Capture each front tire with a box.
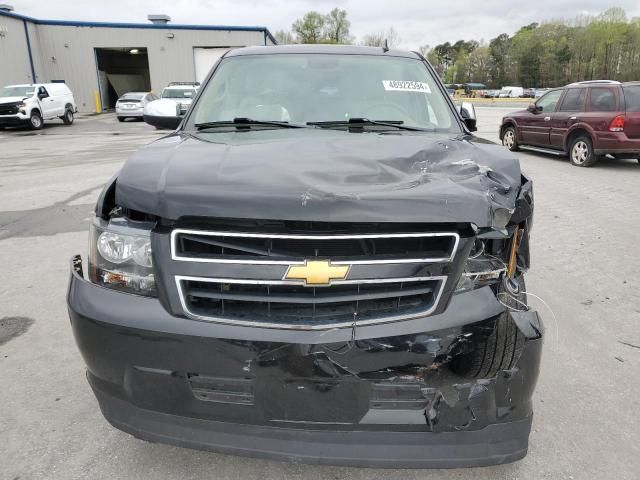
[502,126,519,151]
[117,117,125,122]
[450,276,526,379]
[569,135,597,167]
[29,111,43,130]
[62,108,74,125]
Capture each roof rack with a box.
[168,82,200,87]
[568,80,621,86]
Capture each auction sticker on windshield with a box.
[382,80,431,93]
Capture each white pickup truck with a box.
[0,83,77,129]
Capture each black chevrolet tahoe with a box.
[68,45,542,468]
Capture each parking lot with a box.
[1,108,639,479]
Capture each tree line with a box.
[425,7,640,88]
[277,7,640,88]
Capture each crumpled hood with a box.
[115,129,523,227]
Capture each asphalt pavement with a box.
[1,110,639,479]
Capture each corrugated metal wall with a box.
[25,21,45,83]
[33,26,269,112]
[0,15,35,86]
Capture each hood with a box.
[115,129,523,227]
[0,97,27,104]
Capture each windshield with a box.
[0,86,35,98]
[162,88,195,99]
[188,54,458,132]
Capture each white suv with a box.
[160,82,199,115]
[0,83,77,129]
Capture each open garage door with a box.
[95,47,151,110]
[194,48,229,84]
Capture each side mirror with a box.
[458,102,477,132]
[527,103,537,113]
[38,92,49,100]
[143,99,182,130]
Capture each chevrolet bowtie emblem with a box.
[285,260,350,286]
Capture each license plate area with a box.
[257,378,370,424]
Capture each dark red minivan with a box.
[500,80,640,167]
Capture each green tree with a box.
[467,46,491,84]
[324,8,353,44]
[362,27,399,48]
[274,29,295,45]
[292,11,326,43]
[489,33,512,87]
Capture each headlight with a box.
[89,218,156,296]
[455,240,506,293]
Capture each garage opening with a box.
[94,47,151,110]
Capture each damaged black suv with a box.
[68,45,541,468]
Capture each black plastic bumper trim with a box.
[93,384,531,469]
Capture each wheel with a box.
[569,135,597,167]
[62,108,74,125]
[117,117,125,122]
[502,126,519,151]
[449,276,526,378]
[29,111,43,130]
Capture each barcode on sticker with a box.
[382,80,431,93]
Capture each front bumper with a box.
[0,114,28,126]
[68,257,543,468]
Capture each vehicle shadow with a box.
[519,150,639,171]
[1,119,71,134]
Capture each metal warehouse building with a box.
[0,5,275,112]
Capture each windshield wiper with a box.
[306,118,427,131]
[195,118,309,130]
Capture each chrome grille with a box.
[171,230,459,329]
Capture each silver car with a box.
[116,92,158,122]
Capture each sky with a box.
[8,0,640,49]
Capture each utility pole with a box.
[443,54,452,81]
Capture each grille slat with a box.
[172,230,459,264]
[185,282,434,305]
[179,233,290,257]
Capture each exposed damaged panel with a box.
[94,172,118,220]
[115,132,525,228]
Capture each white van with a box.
[0,83,77,129]
[498,86,524,98]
